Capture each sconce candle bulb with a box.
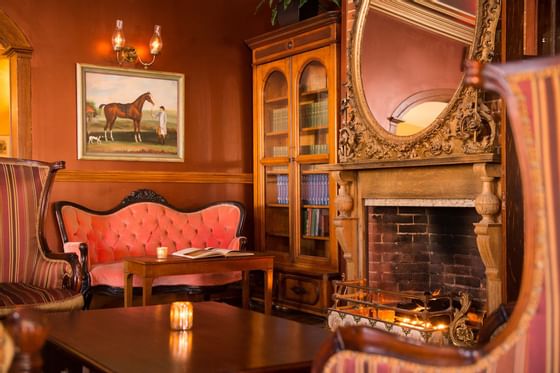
[112,19,125,51]
[111,19,162,69]
[149,25,163,55]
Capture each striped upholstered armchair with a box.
[0,158,83,317]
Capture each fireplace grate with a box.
[327,280,482,346]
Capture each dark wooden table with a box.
[123,254,274,314]
[43,302,329,373]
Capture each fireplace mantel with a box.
[327,158,503,313]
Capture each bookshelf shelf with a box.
[302,235,329,241]
[300,126,328,132]
[267,203,289,208]
[264,96,288,104]
[300,88,328,97]
[266,232,289,238]
[302,204,329,209]
[265,131,289,137]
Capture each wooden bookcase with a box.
[246,12,340,315]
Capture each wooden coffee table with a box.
[123,254,274,314]
[43,302,329,373]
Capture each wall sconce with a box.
[111,19,163,69]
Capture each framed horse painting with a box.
[76,64,185,162]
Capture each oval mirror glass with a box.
[358,0,477,136]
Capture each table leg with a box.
[124,272,133,308]
[264,268,273,315]
[142,277,154,306]
[242,271,250,310]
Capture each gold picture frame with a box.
[76,63,185,162]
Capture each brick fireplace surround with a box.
[329,159,503,314]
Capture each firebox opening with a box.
[367,205,487,312]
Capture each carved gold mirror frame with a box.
[340,0,501,162]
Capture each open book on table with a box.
[172,247,255,259]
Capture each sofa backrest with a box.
[55,192,245,265]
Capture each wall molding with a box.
[57,170,253,184]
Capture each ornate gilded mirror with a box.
[339,0,500,162]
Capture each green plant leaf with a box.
[271,7,278,25]
[331,0,340,6]
[299,0,308,8]
[283,0,291,10]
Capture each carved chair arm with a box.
[62,242,90,293]
[312,326,481,373]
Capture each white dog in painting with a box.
[88,135,102,144]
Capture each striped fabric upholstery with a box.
[0,283,75,306]
[497,57,560,373]
[0,158,83,315]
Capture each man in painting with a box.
[153,105,168,145]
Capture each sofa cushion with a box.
[90,262,242,288]
[0,283,83,317]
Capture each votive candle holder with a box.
[170,301,193,330]
[156,246,168,259]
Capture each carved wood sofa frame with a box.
[54,189,247,307]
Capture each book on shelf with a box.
[301,174,329,205]
[300,99,328,129]
[172,247,255,259]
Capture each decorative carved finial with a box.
[121,189,168,206]
[334,172,354,217]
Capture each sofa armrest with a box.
[227,236,248,251]
[63,242,90,294]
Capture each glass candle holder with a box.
[170,301,193,330]
[156,246,168,259]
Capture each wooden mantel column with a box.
[333,171,359,280]
[473,163,502,314]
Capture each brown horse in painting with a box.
[99,92,155,143]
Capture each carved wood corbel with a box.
[333,170,359,280]
[473,162,502,314]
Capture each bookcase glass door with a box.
[264,71,289,159]
[265,165,290,254]
[299,164,329,258]
[298,61,328,156]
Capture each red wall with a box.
[0,0,271,249]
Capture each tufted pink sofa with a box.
[54,189,247,306]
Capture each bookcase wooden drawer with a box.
[278,273,321,306]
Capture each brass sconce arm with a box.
[111,20,162,69]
